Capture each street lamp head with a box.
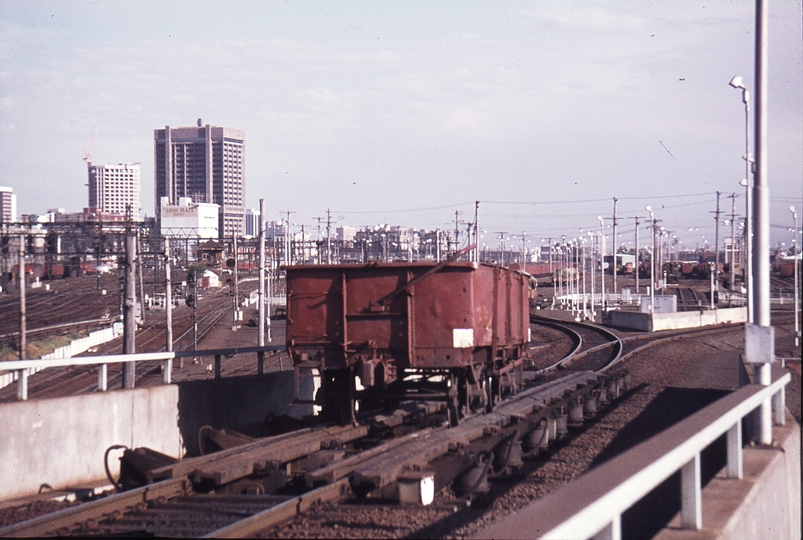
[729,75,744,89]
[740,178,748,187]
[790,206,796,214]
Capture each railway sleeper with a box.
[347,370,629,506]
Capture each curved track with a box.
[529,315,623,373]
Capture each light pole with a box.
[739,179,752,320]
[791,206,799,348]
[646,206,655,313]
[730,76,752,322]
[569,240,575,315]
[581,237,587,318]
[658,226,664,290]
[574,239,580,316]
[597,216,605,311]
[588,231,595,316]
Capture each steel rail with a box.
[203,479,350,538]
[603,322,746,372]
[0,478,191,538]
[0,317,111,341]
[528,317,583,373]
[530,315,623,373]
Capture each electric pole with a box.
[164,237,173,382]
[258,199,266,373]
[629,216,641,294]
[122,231,137,389]
[710,191,722,297]
[18,235,26,361]
[612,197,618,294]
[232,233,239,331]
[497,231,507,266]
[474,201,480,263]
[326,209,332,264]
[282,210,295,266]
[454,210,460,256]
[729,192,737,303]
[312,216,324,263]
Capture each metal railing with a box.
[477,372,790,540]
[0,345,286,401]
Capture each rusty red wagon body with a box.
[285,261,531,423]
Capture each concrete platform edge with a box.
[654,411,801,540]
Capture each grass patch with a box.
[0,332,87,361]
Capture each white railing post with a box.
[16,369,28,401]
[593,515,621,540]
[98,363,107,392]
[681,453,702,529]
[772,388,785,426]
[726,421,743,479]
[163,359,172,384]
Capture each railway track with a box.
[529,315,623,373]
[0,274,120,347]
[676,287,704,310]
[1,312,797,537]
[0,285,253,402]
[0,317,633,537]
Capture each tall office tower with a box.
[87,162,141,219]
[154,120,245,238]
[244,208,260,238]
[0,186,17,223]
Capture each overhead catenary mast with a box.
[612,197,618,294]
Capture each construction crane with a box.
[83,111,103,164]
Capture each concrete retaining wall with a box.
[654,412,800,539]
[0,371,309,502]
[719,417,800,540]
[607,307,747,332]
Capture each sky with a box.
[1,0,801,253]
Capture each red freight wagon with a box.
[778,262,795,277]
[285,261,531,424]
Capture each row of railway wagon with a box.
[285,257,532,426]
[4,259,101,280]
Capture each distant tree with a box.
[187,262,209,283]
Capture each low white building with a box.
[160,197,219,238]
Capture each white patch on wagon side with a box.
[453,328,474,348]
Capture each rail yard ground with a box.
[0,272,799,537]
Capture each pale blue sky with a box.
[1,0,801,250]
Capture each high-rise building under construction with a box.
[154,120,245,238]
[87,162,141,219]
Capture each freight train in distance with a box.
[285,247,533,426]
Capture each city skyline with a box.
[155,121,246,238]
[0,1,800,249]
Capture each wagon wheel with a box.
[500,363,524,397]
[458,372,469,418]
[514,362,524,394]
